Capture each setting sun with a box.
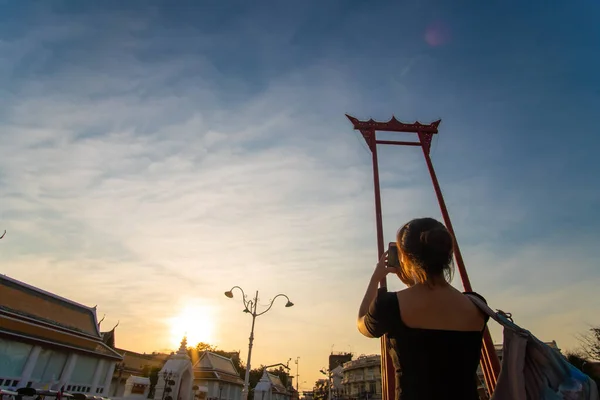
[169,305,216,348]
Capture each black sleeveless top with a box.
[363,288,488,400]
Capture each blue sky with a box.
[1,0,599,389]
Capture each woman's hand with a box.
[372,251,398,282]
[358,251,399,323]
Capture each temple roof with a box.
[0,274,122,360]
[115,349,168,373]
[267,372,287,393]
[193,352,244,386]
[101,329,116,348]
[0,274,100,337]
[193,371,243,385]
[194,351,240,376]
[255,370,289,394]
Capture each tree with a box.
[196,342,216,353]
[578,326,600,361]
[141,365,162,399]
[313,379,328,400]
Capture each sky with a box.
[1,0,599,391]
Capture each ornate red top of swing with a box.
[345,114,441,134]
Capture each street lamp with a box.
[224,286,294,400]
[161,370,174,400]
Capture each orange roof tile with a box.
[0,275,99,336]
[0,314,122,360]
[117,349,167,372]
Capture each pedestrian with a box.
[357,217,488,400]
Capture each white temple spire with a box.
[177,335,188,356]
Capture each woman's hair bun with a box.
[419,227,453,254]
[396,218,455,284]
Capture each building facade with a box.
[0,274,123,395]
[192,351,244,400]
[330,366,344,400]
[123,375,151,399]
[341,355,381,400]
[106,336,168,398]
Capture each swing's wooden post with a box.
[362,127,396,400]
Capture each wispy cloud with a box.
[0,1,599,390]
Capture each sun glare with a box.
[169,305,215,348]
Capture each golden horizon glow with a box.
[169,304,216,348]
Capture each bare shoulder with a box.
[397,285,486,331]
[452,290,488,329]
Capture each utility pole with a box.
[294,357,300,391]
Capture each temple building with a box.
[192,351,244,400]
[107,348,169,397]
[0,274,123,394]
[102,326,169,398]
[154,337,195,400]
[254,370,291,400]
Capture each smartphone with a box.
[387,242,400,268]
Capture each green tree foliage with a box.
[313,379,328,400]
[196,342,216,353]
[141,365,162,399]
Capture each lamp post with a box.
[224,286,294,400]
[294,357,300,392]
[161,370,174,400]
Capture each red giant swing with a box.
[346,114,502,399]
